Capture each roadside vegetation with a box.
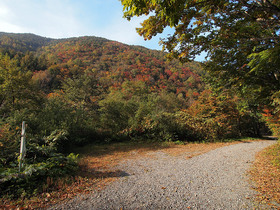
[250,141,280,208]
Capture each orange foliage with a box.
[47,90,64,99]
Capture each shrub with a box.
[0,152,78,198]
[263,91,280,138]
[0,127,79,199]
[0,123,20,167]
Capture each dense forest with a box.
[0,32,271,198]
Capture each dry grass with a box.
[250,141,280,209]
[1,139,262,209]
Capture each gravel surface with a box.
[50,140,276,209]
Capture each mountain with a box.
[0,32,54,53]
[0,32,205,101]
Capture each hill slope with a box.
[35,35,204,99]
[0,32,54,53]
[0,32,205,100]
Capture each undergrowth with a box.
[250,140,280,207]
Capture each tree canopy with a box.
[121,0,280,103]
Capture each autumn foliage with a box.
[262,91,280,138]
[0,33,270,201]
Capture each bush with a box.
[0,123,20,167]
[0,127,79,199]
[263,91,280,138]
[0,152,78,198]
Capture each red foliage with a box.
[37,37,204,99]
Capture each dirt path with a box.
[50,140,276,209]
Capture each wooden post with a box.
[19,121,27,172]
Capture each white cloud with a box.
[0,0,83,38]
[0,6,9,17]
[0,3,25,33]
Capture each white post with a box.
[19,121,27,172]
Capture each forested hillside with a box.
[0,32,267,199]
[0,32,54,53]
[37,36,204,100]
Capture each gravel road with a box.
[50,140,276,209]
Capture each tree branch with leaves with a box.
[121,0,280,104]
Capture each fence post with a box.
[19,121,27,172]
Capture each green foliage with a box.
[0,130,78,199]
[139,111,183,141]
[99,81,150,139]
[121,0,280,107]
[0,152,78,198]
[0,32,53,54]
[0,123,19,167]
[44,129,69,152]
[36,92,73,136]
[99,81,188,141]
[98,80,266,142]
[0,54,32,114]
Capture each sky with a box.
[0,0,205,61]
